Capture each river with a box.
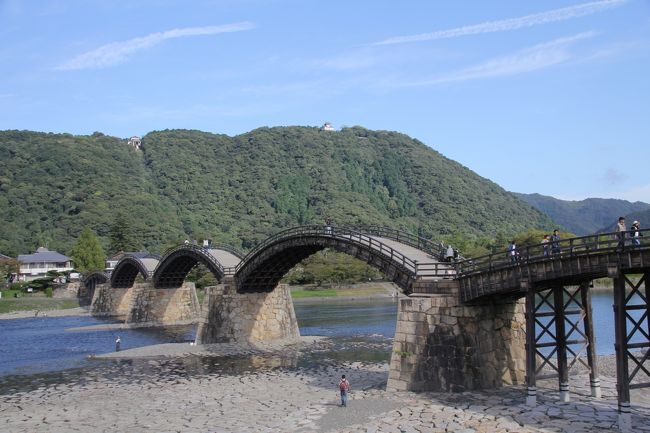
[0,291,633,382]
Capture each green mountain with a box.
[597,208,650,233]
[0,127,552,256]
[513,192,650,235]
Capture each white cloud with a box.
[56,22,255,70]
[371,0,626,46]
[411,32,595,85]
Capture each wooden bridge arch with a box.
[232,225,451,294]
[111,254,157,288]
[81,271,109,303]
[153,245,243,288]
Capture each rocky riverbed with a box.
[1,337,649,433]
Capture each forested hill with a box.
[513,192,650,235]
[0,127,551,256]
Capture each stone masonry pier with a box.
[196,280,299,344]
[91,281,199,324]
[388,288,526,392]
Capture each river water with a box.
[0,291,633,385]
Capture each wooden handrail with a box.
[456,227,650,277]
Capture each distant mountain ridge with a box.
[0,127,553,256]
[597,208,650,233]
[513,192,650,235]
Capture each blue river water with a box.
[0,291,632,379]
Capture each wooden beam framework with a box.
[525,283,599,405]
[613,272,650,431]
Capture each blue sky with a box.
[1,0,649,202]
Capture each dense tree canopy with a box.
[0,127,553,257]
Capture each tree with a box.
[70,227,105,273]
[109,212,138,254]
[0,257,20,282]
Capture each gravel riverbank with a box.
[2,355,649,433]
[0,306,90,320]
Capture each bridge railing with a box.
[345,224,447,259]
[455,227,650,276]
[229,225,449,278]
[160,243,227,276]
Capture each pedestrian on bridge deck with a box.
[508,241,518,264]
[338,374,350,407]
[615,217,627,250]
[541,234,550,257]
[550,230,561,255]
[631,221,642,247]
[445,245,454,262]
[324,217,333,235]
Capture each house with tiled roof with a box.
[17,247,73,281]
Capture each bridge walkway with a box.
[371,236,454,279]
[207,248,241,270]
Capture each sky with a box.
[1,0,649,202]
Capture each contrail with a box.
[371,0,626,46]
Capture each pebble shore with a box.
[2,337,649,433]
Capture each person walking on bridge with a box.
[541,234,550,257]
[445,245,454,262]
[630,220,642,247]
[550,230,561,255]
[615,217,627,250]
[338,374,350,407]
[508,240,518,264]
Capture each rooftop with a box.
[18,247,71,264]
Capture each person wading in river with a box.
[338,374,350,407]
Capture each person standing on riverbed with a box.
[338,374,350,407]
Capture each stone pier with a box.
[196,281,299,344]
[91,283,138,317]
[91,282,200,324]
[387,293,526,392]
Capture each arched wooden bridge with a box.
[84,225,649,428]
[102,225,456,295]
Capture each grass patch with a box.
[196,288,206,306]
[335,285,391,297]
[0,297,80,314]
[290,288,337,298]
[290,283,391,299]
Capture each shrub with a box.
[45,287,53,298]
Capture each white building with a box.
[321,122,335,131]
[128,136,142,150]
[17,247,73,281]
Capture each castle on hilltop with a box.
[128,136,142,150]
